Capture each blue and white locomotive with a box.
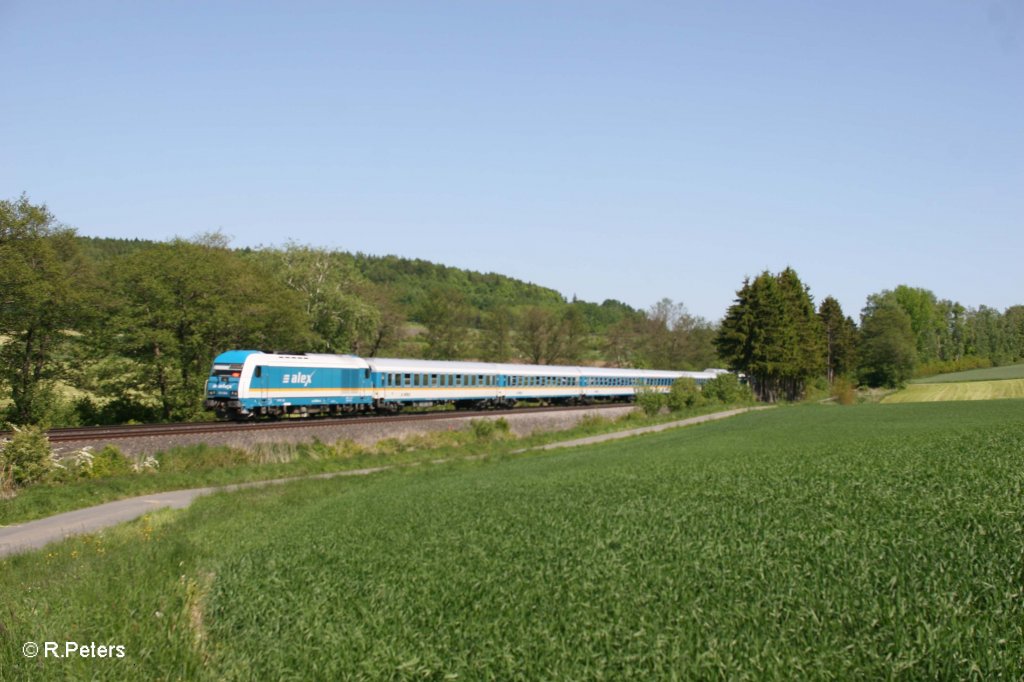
[205,350,720,419]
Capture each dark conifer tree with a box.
[715,268,823,402]
[818,296,858,384]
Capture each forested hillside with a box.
[0,196,718,426]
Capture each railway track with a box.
[2,403,631,445]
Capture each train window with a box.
[254,366,262,378]
[403,373,411,386]
[430,374,437,386]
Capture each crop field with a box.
[3,401,1024,679]
[912,363,1024,384]
[883,378,1024,403]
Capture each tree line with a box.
[714,269,1024,401]
[0,195,717,426]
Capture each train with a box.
[204,350,724,420]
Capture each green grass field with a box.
[883,378,1024,403]
[912,363,1024,384]
[3,402,1024,679]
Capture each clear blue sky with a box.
[2,1,1022,321]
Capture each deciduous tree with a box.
[104,235,310,420]
[0,195,94,424]
[857,302,917,387]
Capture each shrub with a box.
[0,461,15,499]
[832,376,857,406]
[0,424,54,487]
[667,378,704,413]
[913,356,993,379]
[635,385,665,417]
[470,417,512,442]
[701,373,752,405]
[90,445,134,477]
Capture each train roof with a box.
[366,357,716,380]
[367,358,576,376]
[246,352,370,369]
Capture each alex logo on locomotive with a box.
[281,371,316,387]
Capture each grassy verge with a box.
[2,400,1022,678]
[0,404,745,526]
[883,378,1024,403]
